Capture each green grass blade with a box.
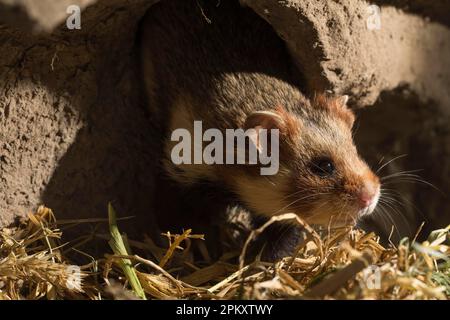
[108,203,146,300]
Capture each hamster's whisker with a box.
[383,174,425,182]
[349,212,357,225]
[383,188,427,221]
[379,190,407,210]
[282,188,334,202]
[263,176,277,187]
[380,169,423,180]
[372,209,389,234]
[275,192,331,215]
[378,193,402,214]
[330,198,350,228]
[280,189,313,202]
[312,199,332,216]
[376,154,408,174]
[381,170,444,195]
[379,196,412,226]
[378,198,412,236]
[376,202,402,240]
[385,177,443,194]
[297,199,332,223]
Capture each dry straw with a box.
[0,206,448,300]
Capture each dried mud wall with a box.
[0,0,449,239]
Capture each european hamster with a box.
[139,0,380,259]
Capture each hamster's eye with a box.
[310,157,335,177]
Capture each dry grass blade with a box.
[159,229,203,268]
[0,206,87,299]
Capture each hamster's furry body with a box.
[140,0,380,260]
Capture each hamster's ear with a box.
[334,95,355,128]
[244,111,284,131]
[336,95,349,108]
[244,108,301,153]
[244,111,283,153]
[314,94,355,128]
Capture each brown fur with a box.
[313,94,355,128]
[140,0,380,257]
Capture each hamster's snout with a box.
[356,180,380,216]
[357,183,379,207]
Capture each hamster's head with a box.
[229,94,380,227]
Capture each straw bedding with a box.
[0,205,448,300]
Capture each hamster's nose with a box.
[358,192,373,208]
[357,184,380,208]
